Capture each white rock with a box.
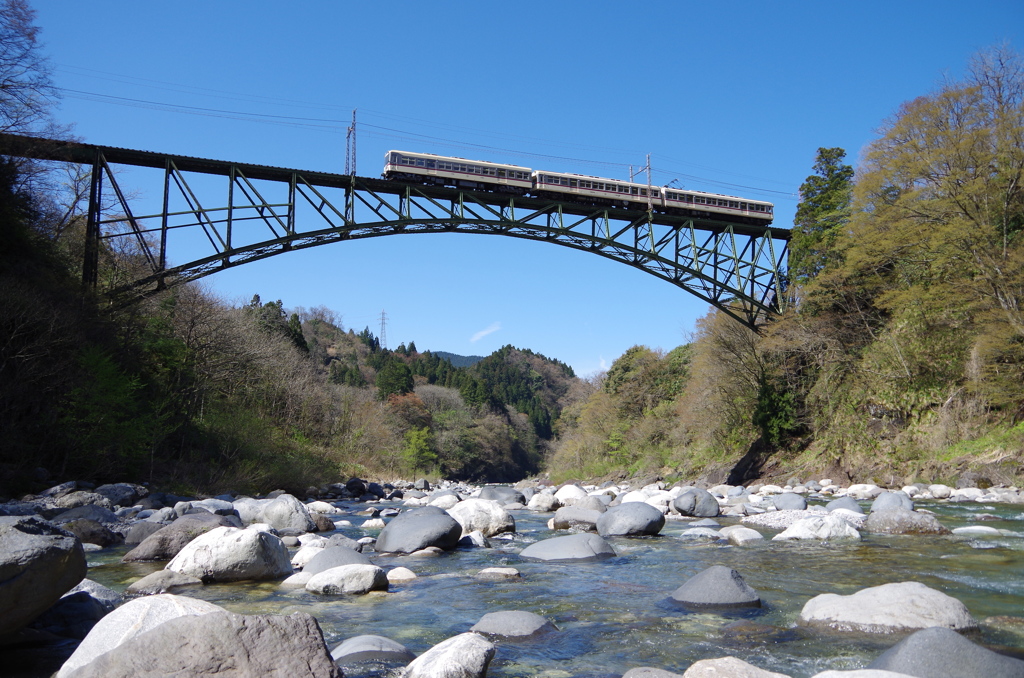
[306,500,341,514]
[830,508,867,529]
[362,518,386,529]
[305,564,388,595]
[57,594,224,677]
[773,514,861,541]
[447,498,515,537]
[799,581,977,633]
[165,526,293,582]
[527,493,560,512]
[261,493,316,532]
[951,525,1001,536]
[721,526,764,545]
[554,485,588,505]
[297,533,328,546]
[847,484,884,500]
[681,656,790,677]
[387,566,417,582]
[291,544,326,569]
[429,494,461,510]
[280,571,313,588]
[404,632,495,678]
[758,484,784,495]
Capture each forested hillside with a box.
[548,48,1024,488]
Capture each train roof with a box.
[385,150,532,172]
[535,169,772,205]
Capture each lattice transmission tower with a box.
[344,109,357,176]
[378,309,388,350]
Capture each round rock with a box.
[469,610,556,638]
[331,634,414,664]
[305,563,388,595]
[669,565,761,609]
[596,502,665,537]
[519,532,616,562]
[673,488,720,517]
[866,626,1024,677]
[798,581,977,633]
[375,508,462,554]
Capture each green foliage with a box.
[790,147,853,283]
[751,376,799,448]
[402,426,437,474]
[376,359,414,400]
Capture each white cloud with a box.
[470,322,501,343]
[599,356,608,370]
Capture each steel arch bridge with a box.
[1,133,790,329]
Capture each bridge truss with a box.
[1,133,790,329]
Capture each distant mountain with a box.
[430,351,484,368]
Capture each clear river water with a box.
[84,496,1024,677]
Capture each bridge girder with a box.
[0,133,790,330]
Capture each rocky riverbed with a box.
[2,476,1024,677]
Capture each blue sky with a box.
[34,1,1022,376]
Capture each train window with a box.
[652,189,660,197]
[569,179,577,187]
[729,201,738,208]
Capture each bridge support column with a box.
[82,150,102,290]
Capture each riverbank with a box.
[3,476,1024,677]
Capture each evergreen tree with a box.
[790,147,854,283]
[376,360,414,400]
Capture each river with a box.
[84,496,1024,677]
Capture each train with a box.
[383,150,774,224]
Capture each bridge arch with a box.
[0,133,789,329]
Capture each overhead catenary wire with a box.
[55,84,796,200]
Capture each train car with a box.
[383,151,774,224]
[383,150,533,193]
[534,170,774,223]
[662,187,774,223]
[532,170,661,208]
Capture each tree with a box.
[402,426,437,474]
[376,359,413,400]
[0,0,57,135]
[790,148,854,283]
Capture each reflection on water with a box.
[85,498,1024,677]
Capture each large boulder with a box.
[519,532,616,562]
[527,492,560,512]
[826,496,864,514]
[447,498,516,537]
[0,515,87,636]
[54,491,112,510]
[61,518,122,547]
[673,488,721,517]
[404,632,495,678]
[551,506,602,531]
[331,634,415,664]
[866,626,1024,678]
[305,564,388,595]
[375,508,462,553]
[553,484,589,505]
[125,570,203,596]
[871,491,914,513]
[596,502,665,537]
[122,512,237,562]
[51,504,120,525]
[798,581,977,633]
[303,545,373,574]
[56,593,225,677]
[669,565,761,609]
[469,610,557,638]
[29,578,121,640]
[165,526,293,582]
[261,493,317,532]
[862,508,950,535]
[122,521,165,545]
[772,513,861,541]
[93,483,147,507]
[478,486,526,505]
[63,610,341,678]
[772,493,808,511]
[682,657,790,677]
